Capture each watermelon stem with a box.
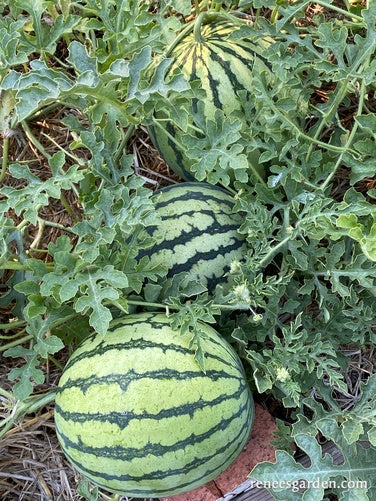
[0,320,28,333]
[258,234,292,269]
[1,136,9,183]
[0,334,33,353]
[314,0,363,23]
[320,76,367,191]
[193,12,205,42]
[163,20,196,59]
[193,11,225,42]
[127,299,253,312]
[0,388,57,438]
[256,78,359,157]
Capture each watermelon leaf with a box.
[0,158,84,225]
[168,294,221,371]
[252,387,376,500]
[250,431,375,500]
[183,109,249,185]
[77,480,99,501]
[4,348,45,401]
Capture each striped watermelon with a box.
[137,182,247,292]
[149,18,270,180]
[54,312,254,497]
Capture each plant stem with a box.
[1,135,10,183]
[114,124,135,164]
[41,131,86,166]
[42,218,76,233]
[22,121,80,220]
[0,334,33,352]
[0,389,58,438]
[0,388,14,400]
[127,299,254,312]
[256,78,358,156]
[128,299,173,310]
[194,11,205,43]
[0,321,27,334]
[0,259,54,271]
[0,260,31,270]
[320,76,367,191]
[48,354,64,371]
[163,20,196,58]
[258,235,293,268]
[305,77,351,163]
[22,120,50,158]
[270,5,279,24]
[315,0,364,23]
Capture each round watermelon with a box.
[137,182,247,292]
[148,18,270,181]
[54,312,254,497]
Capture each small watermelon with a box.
[149,18,270,181]
[137,182,247,292]
[54,312,254,497]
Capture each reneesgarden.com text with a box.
[250,478,368,493]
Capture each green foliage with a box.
[1,0,376,498]
[168,292,221,370]
[251,376,376,500]
[182,108,250,185]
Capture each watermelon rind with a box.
[54,312,254,497]
[136,182,248,293]
[148,18,271,181]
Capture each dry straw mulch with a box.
[0,117,175,501]
[1,6,376,499]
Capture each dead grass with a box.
[0,347,77,501]
[0,113,174,501]
[1,5,376,499]
[332,347,376,411]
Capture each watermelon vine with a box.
[1,1,376,500]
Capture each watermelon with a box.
[54,312,254,497]
[148,17,270,181]
[137,182,247,292]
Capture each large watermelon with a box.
[54,312,254,497]
[148,17,270,181]
[136,182,247,292]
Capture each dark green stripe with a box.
[193,44,211,113]
[56,375,245,432]
[209,33,272,71]
[143,224,244,266]
[155,181,232,194]
[200,22,233,41]
[164,122,195,179]
[59,366,240,394]
[200,44,226,110]
[166,239,246,289]
[175,43,201,116]
[64,336,239,375]
[64,336,184,372]
[142,212,241,243]
[154,184,235,208]
[62,319,166,370]
[56,397,251,484]
[175,40,197,69]
[61,423,250,496]
[207,45,252,97]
